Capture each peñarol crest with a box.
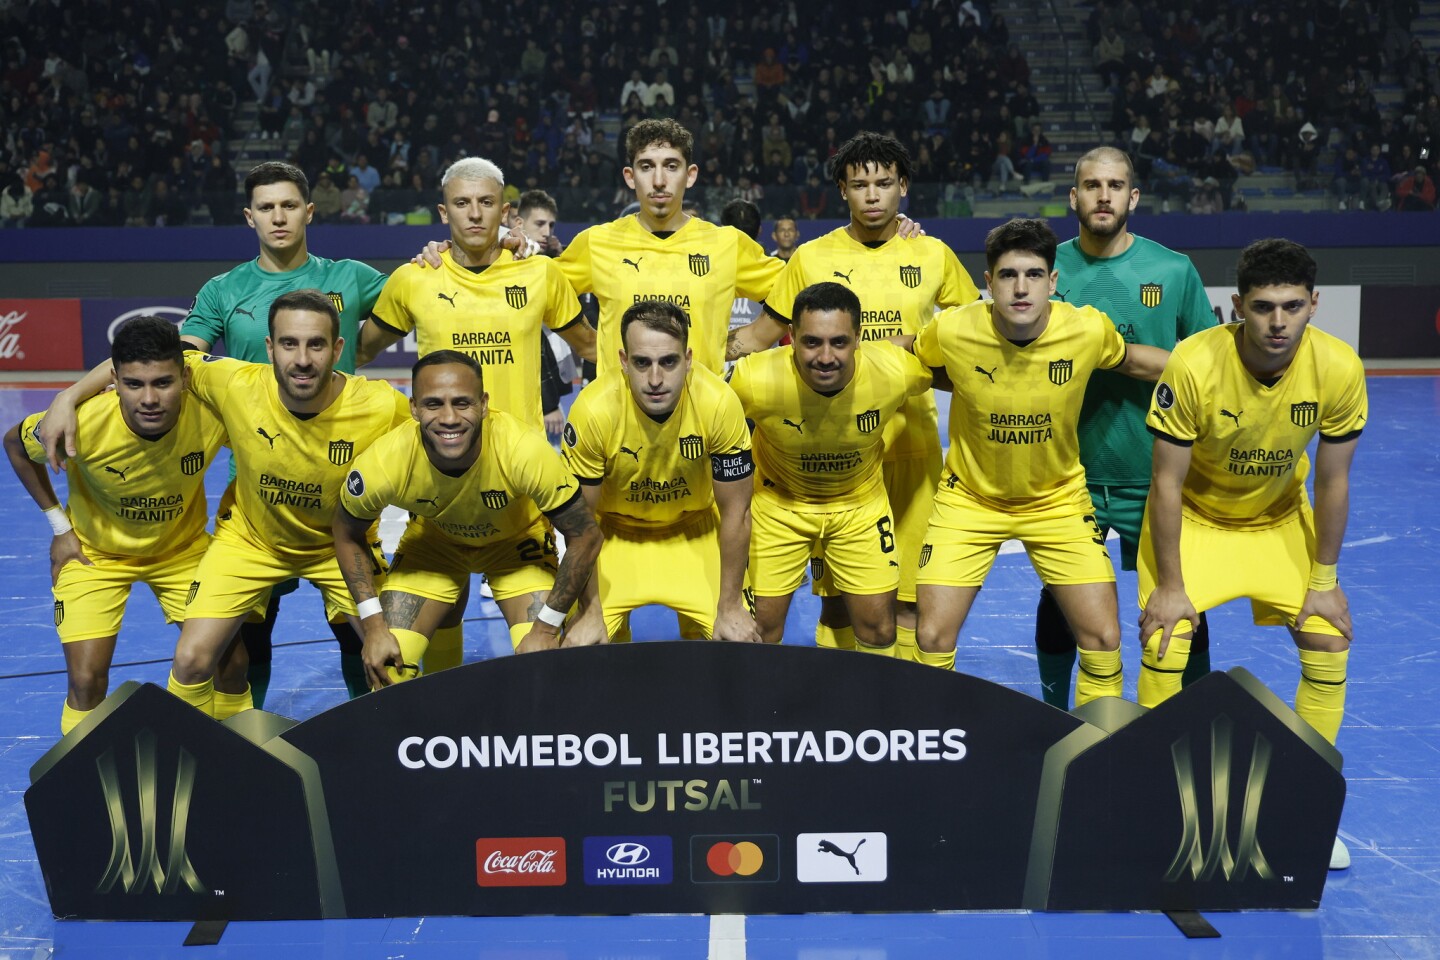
[1139,283,1163,308]
[1048,359,1073,386]
[505,285,527,310]
[1291,401,1318,427]
[328,440,354,466]
[899,264,922,289]
[688,253,711,277]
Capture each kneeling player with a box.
[564,300,759,642]
[912,219,1167,706]
[334,351,604,688]
[4,317,227,733]
[728,282,933,651]
[1137,239,1366,868]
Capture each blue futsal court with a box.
[0,374,1436,959]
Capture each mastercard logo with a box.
[706,841,764,877]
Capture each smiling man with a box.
[334,351,605,687]
[562,300,758,643]
[910,219,1168,706]
[1137,238,1366,869]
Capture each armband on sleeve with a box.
[712,449,754,482]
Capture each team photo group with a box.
[9,119,1366,863]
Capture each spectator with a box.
[67,178,103,225]
[1394,165,1436,212]
[1188,175,1225,214]
[339,174,370,224]
[1360,143,1392,211]
[367,87,398,135]
[797,173,828,218]
[349,154,381,194]
[1009,82,1041,138]
[1294,122,1322,188]
[1017,124,1053,182]
[991,130,1021,193]
[1331,146,1363,209]
[311,171,342,222]
[1212,104,1246,157]
[1095,26,1126,88]
[143,178,187,227]
[1,176,32,227]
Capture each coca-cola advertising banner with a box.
[27,646,1343,920]
[0,299,83,371]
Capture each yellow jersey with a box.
[729,340,932,508]
[341,410,580,544]
[22,395,227,560]
[370,248,582,431]
[563,364,752,533]
[185,352,411,558]
[1146,323,1367,529]
[915,300,1128,512]
[763,228,979,460]
[556,215,783,377]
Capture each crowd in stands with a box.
[2,0,1437,228]
[1099,0,1439,212]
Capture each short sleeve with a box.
[183,350,244,408]
[1319,349,1368,441]
[707,379,752,456]
[734,231,785,302]
[340,440,399,521]
[390,386,412,427]
[542,261,584,330]
[1176,261,1217,339]
[1147,350,1200,443]
[937,245,980,308]
[512,427,583,514]
[371,265,417,335]
[1096,314,1129,369]
[913,309,947,369]
[726,355,754,412]
[561,383,610,482]
[761,251,807,324]
[19,412,45,463]
[354,260,389,315]
[180,279,225,346]
[871,340,933,397]
[556,227,593,294]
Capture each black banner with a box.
[27,646,1343,919]
[1358,286,1440,358]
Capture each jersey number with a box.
[1081,514,1106,547]
[876,517,895,554]
[517,532,558,562]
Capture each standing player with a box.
[1033,146,1218,709]
[509,189,564,257]
[1137,239,1365,868]
[40,160,390,707]
[3,318,227,734]
[770,217,800,261]
[729,282,933,652]
[334,351,605,687]
[727,132,980,661]
[563,301,758,643]
[911,220,1168,706]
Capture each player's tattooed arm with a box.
[726,307,789,361]
[516,495,605,651]
[333,505,405,687]
[561,485,609,646]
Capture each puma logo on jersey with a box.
[832,270,853,284]
[415,496,440,507]
[622,257,644,271]
[817,838,865,875]
[945,472,959,488]
[619,445,642,462]
[1221,408,1243,427]
[104,465,129,481]
[975,365,996,383]
[233,306,255,320]
[781,418,804,432]
[556,479,574,491]
[257,427,280,448]
[437,291,459,307]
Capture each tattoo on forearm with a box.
[342,547,377,601]
[551,498,597,540]
[381,591,427,629]
[725,328,742,361]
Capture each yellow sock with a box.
[425,624,464,673]
[1137,631,1193,708]
[509,621,532,651]
[385,628,430,684]
[894,624,919,662]
[167,672,214,716]
[60,701,90,735]
[1295,647,1348,744]
[611,620,633,644]
[212,685,253,720]
[855,638,896,657]
[1075,648,1123,705]
[913,645,955,671]
[815,623,856,650]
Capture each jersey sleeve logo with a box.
[679,434,705,460]
[329,439,355,465]
[346,469,365,497]
[688,253,711,277]
[1155,382,1176,409]
[1139,283,1163,308]
[505,285,528,310]
[563,422,578,447]
[1290,401,1318,427]
[180,451,205,476]
[855,409,881,434]
[899,264,922,289]
[1048,359,1073,386]
[481,489,510,510]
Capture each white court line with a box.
[708,913,746,960]
[1343,534,1394,548]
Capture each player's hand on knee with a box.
[1297,584,1352,643]
[712,602,762,643]
[362,629,406,689]
[412,239,452,268]
[560,613,607,648]
[1139,585,1197,659]
[517,621,563,653]
[49,530,92,585]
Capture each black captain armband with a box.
[712,449,754,482]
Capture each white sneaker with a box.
[1330,836,1351,870]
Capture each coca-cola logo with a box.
[475,837,567,887]
[0,311,27,360]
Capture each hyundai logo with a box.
[605,842,651,866]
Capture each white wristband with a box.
[536,604,566,627]
[356,597,383,620]
[44,505,72,536]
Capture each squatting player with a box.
[911,219,1167,706]
[1137,238,1365,869]
[728,132,979,660]
[4,318,227,734]
[334,351,605,687]
[563,300,758,643]
[1032,145,1217,709]
[729,282,933,652]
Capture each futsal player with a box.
[727,132,980,660]
[334,351,605,687]
[1137,238,1366,868]
[3,317,227,734]
[910,219,1168,706]
[563,300,758,643]
[729,282,933,652]
[1032,145,1218,709]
